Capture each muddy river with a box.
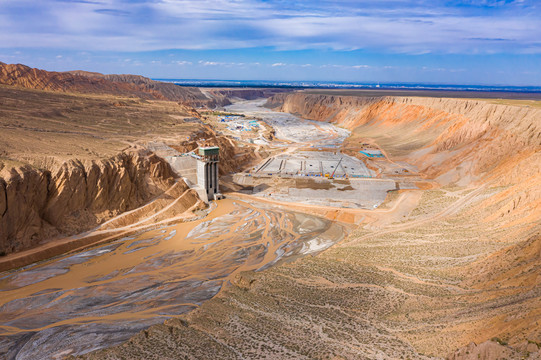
[0,199,346,359]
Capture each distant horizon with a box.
[154,78,541,92]
[3,59,541,90]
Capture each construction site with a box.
[253,151,374,178]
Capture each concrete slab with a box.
[283,159,302,175]
[304,160,321,176]
[263,158,282,174]
[253,151,374,178]
[261,178,397,209]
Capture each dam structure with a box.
[197,146,221,201]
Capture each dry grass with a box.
[0,85,206,169]
[473,98,541,109]
[301,89,541,101]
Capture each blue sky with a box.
[0,0,540,85]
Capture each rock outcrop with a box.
[0,149,188,255]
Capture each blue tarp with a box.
[359,150,384,158]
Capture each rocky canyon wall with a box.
[0,149,191,256]
[268,92,541,242]
[267,93,541,187]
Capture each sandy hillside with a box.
[0,83,213,250]
[0,78,267,270]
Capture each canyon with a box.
[79,93,539,359]
[0,65,540,359]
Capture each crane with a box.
[330,157,343,179]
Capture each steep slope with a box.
[0,149,189,256]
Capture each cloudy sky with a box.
[1,0,540,85]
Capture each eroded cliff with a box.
[0,149,193,255]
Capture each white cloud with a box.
[271,63,286,67]
[197,60,249,67]
[199,61,222,66]
[0,0,539,54]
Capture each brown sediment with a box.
[0,187,203,273]
[0,198,346,357]
[228,190,422,226]
[0,199,235,309]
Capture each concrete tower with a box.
[197,146,220,201]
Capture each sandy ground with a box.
[301,88,541,101]
[0,85,206,169]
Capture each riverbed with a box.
[0,199,346,359]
